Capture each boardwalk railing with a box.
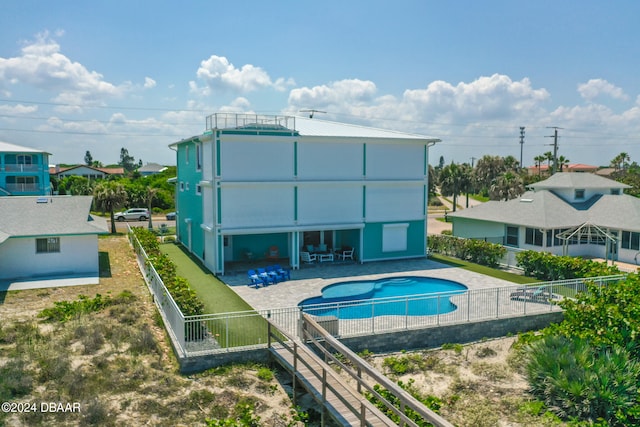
[129,229,626,356]
[299,314,455,427]
[268,317,398,426]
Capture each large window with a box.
[17,154,33,165]
[36,237,60,253]
[622,231,640,250]
[525,227,543,246]
[505,226,518,246]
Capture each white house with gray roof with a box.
[448,173,640,265]
[171,113,440,274]
[0,196,108,287]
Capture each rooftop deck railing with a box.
[205,113,296,131]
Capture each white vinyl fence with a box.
[129,230,625,357]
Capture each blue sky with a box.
[1,0,639,167]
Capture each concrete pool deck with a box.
[223,257,520,311]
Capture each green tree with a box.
[119,148,137,174]
[611,152,631,172]
[489,171,524,201]
[439,162,463,211]
[557,155,570,172]
[84,150,93,166]
[94,181,128,234]
[533,155,546,177]
[59,176,93,195]
[146,187,158,230]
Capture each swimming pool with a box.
[299,276,468,319]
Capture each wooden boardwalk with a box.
[270,342,396,426]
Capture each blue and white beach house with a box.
[171,113,440,274]
[0,141,51,196]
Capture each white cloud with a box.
[577,78,628,101]
[0,31,135,112]
[287,74,550,131]
[193,55,294,94]
[0,103,38,115]
[144,77,156,89]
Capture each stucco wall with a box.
[0,234,99,280]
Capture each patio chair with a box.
[247,269,265,288]
[265,265,282,283]
[273,264,291,280]
[257,267,276,285]
[337,248,354,261]
[300,251,317,264]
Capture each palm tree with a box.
[489,171,525,201]
[611,152,631,172]
[534,155,546,177]
[94,181,128,234]
[439,162,462,211]
[474,155,505,195]
[146,187,158,230]
[557,155,570,172]
[544,151,554,170]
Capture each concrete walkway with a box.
[224,257,518,312]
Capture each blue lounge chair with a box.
[247,269,264,288]
[273,264,290,281]
[257,267,276,285]
[266,265,281,283]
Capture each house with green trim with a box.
[170,113,440,274]
[0,195,108,286]
[0,141,51,196]
[448,173,640,265]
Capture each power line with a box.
[0,98,206,113]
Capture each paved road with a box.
[108,216,176,232]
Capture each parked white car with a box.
[114,208,149,221]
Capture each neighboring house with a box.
[0,141,51,196]
[51,165,125,180]
[448,173,640,265]
[170,113,440,274]
[527,163,599,175]
[0,196,108,283]
[137,162,167,176]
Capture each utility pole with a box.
[545,127,562,175]
[470,157,476,168]
[519,127,525,170]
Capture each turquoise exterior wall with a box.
[362,220,426,261]
[175,140,204,260]
[232,233,289,261]
[0,151,50,196]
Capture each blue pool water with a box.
[299,276,467,319]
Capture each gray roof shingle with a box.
[0,196,108,244]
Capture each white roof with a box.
[528,172,630,191]
[293,116,440,142]
[172,115,441,146]
[0,141,50,154]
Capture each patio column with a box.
[291,231,300,270]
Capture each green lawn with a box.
[429,254,539,285]
[159,243,272,347]
[159,243,253,313]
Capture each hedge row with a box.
[428,234,506,268]
[515,250,621,281]
[131,227,205,316]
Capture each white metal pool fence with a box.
[129,231,625,357]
